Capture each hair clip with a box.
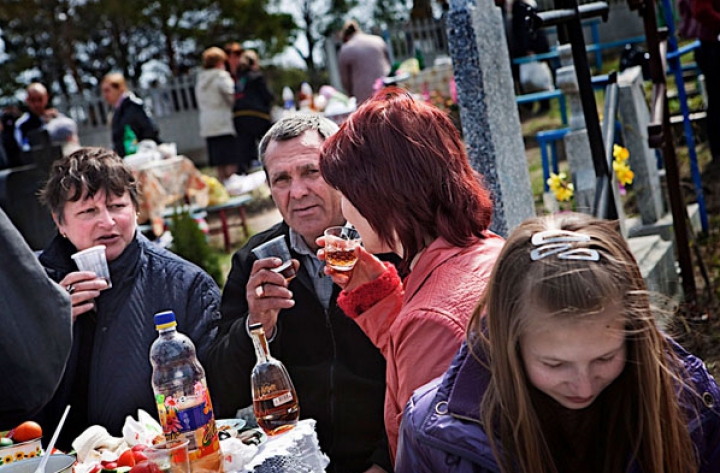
[531,230,591,246]
[530,243,572,261]
[557,248,600,261]
[530,230,600,262]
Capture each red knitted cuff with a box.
[338,262,400,318]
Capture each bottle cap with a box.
[249,322,263,332]
[154,310,177,330]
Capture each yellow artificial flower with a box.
[547,172,574,201]
[613,144,630,162]
[613,160,635,186]
[547,172,564,191]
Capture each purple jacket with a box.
[397,339,720,473]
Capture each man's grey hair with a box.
[258,114,339,164]
[47,116,78,143]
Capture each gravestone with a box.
[617,66,664,224]
[447,0,535,237]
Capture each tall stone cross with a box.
[447,0,535,236]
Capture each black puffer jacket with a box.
[37,232,220,449]
[206,222,393,473]
[111,94,160,156]
[233,70,274,117]
[0,209,72,430]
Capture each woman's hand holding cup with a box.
[317,232,386,292]
[59,271,109,321]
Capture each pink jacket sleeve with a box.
[337,262,404,357]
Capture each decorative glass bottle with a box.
[250,323,300,436]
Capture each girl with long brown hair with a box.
[397,212,720,473]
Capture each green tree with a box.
[0,0,89,98]
[0,0,297,102]
[208,0,296,59]
[292,0,358,86]
[373,0,411,27]
[170,210,224,286]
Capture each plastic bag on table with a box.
[201,175,230,207]
[519,60,554,93]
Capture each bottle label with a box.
[272,391,294,407]
[156,381,221,462]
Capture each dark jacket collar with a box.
[40,231,143,285]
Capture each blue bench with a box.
[516,90,568,125]
[536,128,571,192]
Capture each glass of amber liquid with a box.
[251,235,297,281]
[250,323,300,436]
[324,226,362,272]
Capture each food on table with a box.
[9,421,43,442]
[128,461,163,473]
[117,450,136,468]
[0,421,44,465]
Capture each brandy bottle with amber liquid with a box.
[250,323,300,436]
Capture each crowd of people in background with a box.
[0,1,556,173]
[194,42,274,190]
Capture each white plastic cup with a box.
[71,245,112,289]
[145,439,190,473]
[252,235,296,280]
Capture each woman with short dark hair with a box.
[36,147,220,449]
[318,88,504,462]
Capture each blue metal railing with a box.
[659,0,708,233]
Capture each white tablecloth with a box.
[238,419,328,473]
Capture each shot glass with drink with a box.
[324,226,362,272]
[251,235,297,281]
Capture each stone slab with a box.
[625,203,702,241]
[628,234,679,300]
[618,66,664,224]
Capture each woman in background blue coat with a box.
[35,147,219,450]
[397,213,720,473]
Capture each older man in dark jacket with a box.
[206,115,395,473]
